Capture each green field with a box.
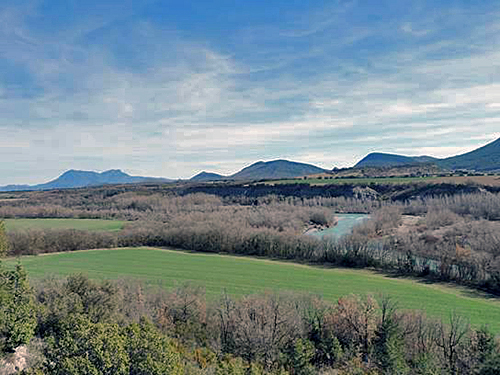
[6,247,500,332]
[267,176,439,185]
[3,218,125,232]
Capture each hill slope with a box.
[0,169,171,191]
[439,138,500,171]
[230,160,327,180]
[355,138,500,172]
[190,171,224,181]
[355,153,438,167]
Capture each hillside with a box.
[355,137,500,172]
[190,171,224,181]
[355,153,438,167]
[0,169,172,191]
[439,137,500,172]
[308,163,444,179]
[230,160,327,180]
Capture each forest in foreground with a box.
[0,265,499,375]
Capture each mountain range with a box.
[0,170,172,192]
[1,137,499,191]
[356,137,500,172]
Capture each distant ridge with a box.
[355,153,437,168]
[0,169,172,192]
[230,160,326,180]
[190,171,224,182]
[189,160,327,182]
[355,137,500,172]
[439,137,500,171]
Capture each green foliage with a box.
[65,274,120,323]
[288,339,315,375]
[373,300,409,374]
[479,353,500,375]
[125,317,183,375]
[303,303,343,367]
[44,314,129,375]
[475,326,497,363]
[0,220,8,257]
[0,263,37,352]
[473,326,500,375]
[216,355,246,375]
[410,353,440,375]
[40,311,184,374]
[36,274,120,339]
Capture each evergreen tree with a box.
[44,314,129,375]
[0,263,37,352]
[0,220,8,258]
[125,317,183,375]
[374,298,409,375]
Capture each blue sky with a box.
[1,0,500,184]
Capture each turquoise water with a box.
[309,213,369,239]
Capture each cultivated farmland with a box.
[7,247,500,333]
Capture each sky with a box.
[1,0,500,184]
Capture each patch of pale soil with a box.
[396,215,422,235]
[0,346,28,375]
[302,216,338,235]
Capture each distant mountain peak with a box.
[230,159,327,180]
[190,171,224,181]
[101,169,128,176]
[355,137,500,172]
[0,169,172,192]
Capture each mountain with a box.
[230,160,327,180]
[355,137,500,172]
[355,153,438,168]
[439,138,500,172]
[190,171,224,181]
[0,169,172,192]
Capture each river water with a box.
[308,213,369,239]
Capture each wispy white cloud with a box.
[1,1,500,183]
[401,22,432,37]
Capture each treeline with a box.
[177,181,500,200]
[2,190,500,293]
[2,187,500,220]
[2,270,499,374]
[5,217,500,295]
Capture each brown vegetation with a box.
[22,275,500,374]
[2,188,500,294]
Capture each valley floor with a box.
[7,246,500,333]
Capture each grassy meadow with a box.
[267,176,439,185]
[7,247,500,333]
[267,175,500,186]
[3,218,125,232]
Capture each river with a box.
[308,213,369,239]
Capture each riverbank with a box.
[303,216,338,235]
[306,213,370,239]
